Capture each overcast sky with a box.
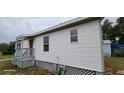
[0,17,117,43]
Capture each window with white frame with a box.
[70,29,78,42]
[43,36,49,51]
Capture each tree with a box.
[113,17,124,43]
[0,41,15,55]
[0,43,9,54]
[102,19,113,41]
[102,18,124,44]
[8,42,15,55]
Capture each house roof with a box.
[17,17,103,40]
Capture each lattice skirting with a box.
[64,66,96,75]
[35,60,97,75]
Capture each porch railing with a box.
[15,48,35,59]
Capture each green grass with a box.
[0,55,12,60]
[104,57,124,74]
[0,55,52,75]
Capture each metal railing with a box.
[15,48,35,59]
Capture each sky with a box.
[0,17,117,43]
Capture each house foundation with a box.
[35,60,103,75]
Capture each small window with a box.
[70,29,78,42]
[43,36,49,51]
[17,42,21,49]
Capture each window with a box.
[17,42,21,49]
[70,29,78,42]
[43,36,49,51]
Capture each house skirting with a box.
[16,59,35,68]
[35,60,57,73]
[35,60,103,75]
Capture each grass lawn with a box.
[104,57,124,74]
[0,60,52,75]
[1,55,124,75]
[0,55,12,60]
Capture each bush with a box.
[0,42,15,55]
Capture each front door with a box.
[28,39,34,56]
[29,39,33,49]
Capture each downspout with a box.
[56,56,65,75]
[21,37,24,68]
[21,38,23,57]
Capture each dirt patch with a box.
[104,57,124,75]
[0,61,53,75]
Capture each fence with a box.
[111,44,124,57]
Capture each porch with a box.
[12,48,35,68]
[15,48,35,59]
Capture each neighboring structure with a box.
[102,40,111,57]
[12,17,104,75]
[111,44,124,57]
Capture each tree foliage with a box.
[0,43,9,54]
[0,41,15,55]
[102,19,113,40]
[102,17,124,44]
[8,42,15,54]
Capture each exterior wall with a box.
[15,40,29,49]
[15,40,30,57]
[33,20,104,72]
[23,40,29,48]
[103,44,111,57]
[15,41,22,49]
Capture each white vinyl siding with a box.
[23,40,29,48]
[33,20,103,72]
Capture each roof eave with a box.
[33,17,103,37]
[17,17,103,40]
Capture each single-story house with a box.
[13,17,104,75]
